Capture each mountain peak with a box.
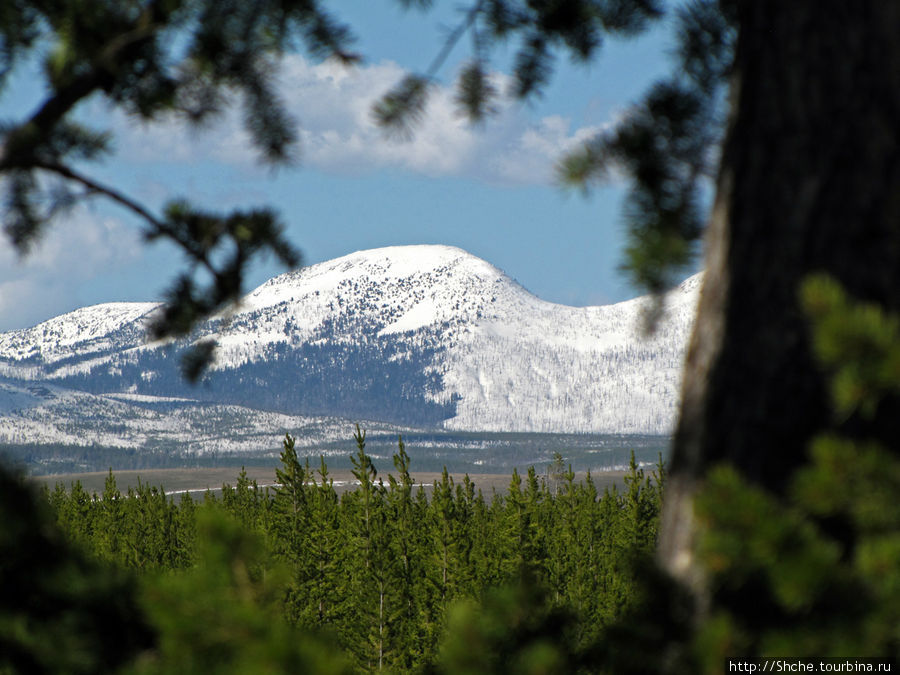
[1,245,699,440]
[326,244,483,271]
[238,244,510,320]
[0,302,159,363]
[253,244,498,289]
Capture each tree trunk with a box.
[659,1,900,593]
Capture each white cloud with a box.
[112,56,612,186]
[0,211,142,331]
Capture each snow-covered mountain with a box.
[0,245,699,453]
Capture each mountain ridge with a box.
[0,245,699,451]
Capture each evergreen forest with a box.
[6,429,662,673]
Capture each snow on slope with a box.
[439,273,698,433]
[210,245,517,368]
[0,377,406,454]
[0,302,159,365]
[0,245,701,440]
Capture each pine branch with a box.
[0,14,164,173]
[373,0,485,134]
[30,160,165,232]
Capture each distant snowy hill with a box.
[0,245,699,454]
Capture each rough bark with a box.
[659,1,900,590]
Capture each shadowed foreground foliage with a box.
[0,468,153,674]
[592,278,900,673]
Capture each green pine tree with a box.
[341,425,396,670]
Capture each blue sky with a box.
[0,3,682,332]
